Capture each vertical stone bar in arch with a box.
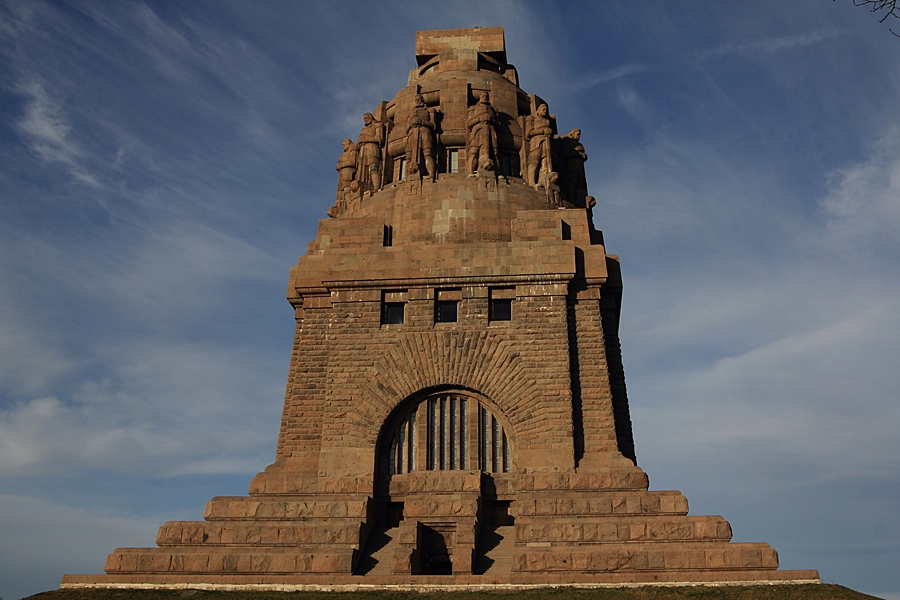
[415,401,428,472]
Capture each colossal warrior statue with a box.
[336,138,358,190]
[65,27,818,591]
[329,139,359,218]
[356,112,384,192]
[561,128,588,207]
[526,102,554,187]
[466,91,499,176]
[405,94,437,182]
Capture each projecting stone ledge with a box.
[62,570,820,592]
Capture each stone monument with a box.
[62,27,819,591]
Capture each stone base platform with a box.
[61,570,820,592]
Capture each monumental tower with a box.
[63,28,818,590]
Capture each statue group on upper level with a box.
[328,86,591,218]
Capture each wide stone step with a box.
[105,546,354,574]
[515,490,689,517]
[514,515,732,544]
[512,542,779,573]
[517,471,650,492]
[156,520,363,546]
[203,496,369,520]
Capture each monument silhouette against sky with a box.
[63,27,819,590]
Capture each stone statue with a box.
[541,169,562,206]
[405,94,436,182]
[526,102,554,187]
[466,91,498,177]
[328,139,359,218]
[336,139,358,191]
[477,154,497,192]
[356,112,384,192]
[561,128,588,206]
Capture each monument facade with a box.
[63,27,819,590]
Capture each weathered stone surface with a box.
[64,26,817,589]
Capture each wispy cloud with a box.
[16,80,101,187]
[572,63,650,91]
[634,290,900,473]
[696,27,844,61]
[0,494,161,599]
[0,339,282,479]
[819,127,900,248]
[615,82,652,123]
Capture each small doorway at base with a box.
[419,524,453,575]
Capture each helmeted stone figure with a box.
[467,91,498,176]
[405,94,437,182]
[561,128,588,206]
[329,139,359,218]
[356,112,384,192]
[336,139,358,189]
[65,27,819,591]
[526,102,554,187]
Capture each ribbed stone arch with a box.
[353,330,546,448]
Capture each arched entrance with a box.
[363,389,516,575]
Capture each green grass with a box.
[24,585,882,600]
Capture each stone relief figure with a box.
[561,128,588,206]
[405,94,437,182]
[356,112,385,192]
[526,103,554,187]
[477,154,497,192]
[541,170,562,206]
[466,91,499,177]
[328,139,359,218]
[336,139,358,192]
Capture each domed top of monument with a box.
[327,27,593,246]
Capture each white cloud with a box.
[629,264,900,489]
[0,314,74,396]
[696,27,844,61]
[0,339,282,478]
[615,83,652,123]
[573,63,650,91]
[16,80,101,187]
[820,128,900,247]
[0,494,160,600]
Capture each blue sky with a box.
[1,1,898,598]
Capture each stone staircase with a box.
[354,527,399,576]
[474,525,514,575]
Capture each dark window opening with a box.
[382,302,405,325]
[436,300,458,323]
[448,149,459,174]
[383,224,393,247]
[490,298,512,321]
[561,220,572,240]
